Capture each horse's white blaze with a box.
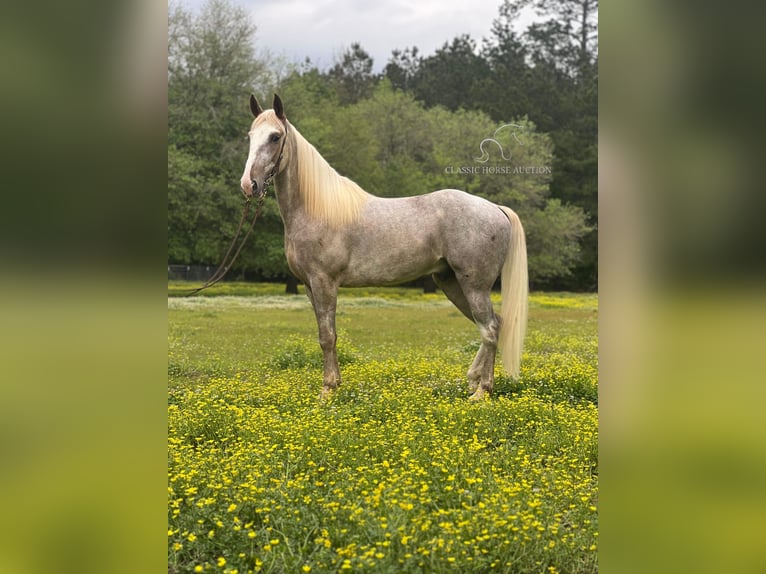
[240,115,286,197]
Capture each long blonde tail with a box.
[497,206,528,378]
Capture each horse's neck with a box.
[273,138,306,230]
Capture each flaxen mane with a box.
[291,126,371,227]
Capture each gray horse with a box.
[240,95,528,400]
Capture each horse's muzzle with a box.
[252,179,268,199]
[240,172,268,199]
[240,177,260,199]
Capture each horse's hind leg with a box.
[461,286,501,400]
[305,277,341,399]
[434,270,499,399]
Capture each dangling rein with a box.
[183,192,266,296]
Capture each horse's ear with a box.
[273,93,285,120]
[250,94,263,118]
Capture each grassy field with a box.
[168,283,598,573]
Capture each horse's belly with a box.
[342,245,446,287]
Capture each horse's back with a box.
[377,188,511,252]
[368,188,506,225]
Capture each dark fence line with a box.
[168,264,217,282]
[168,265,297,288]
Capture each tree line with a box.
[168,0,597,291]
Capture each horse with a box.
[240,94,528,400]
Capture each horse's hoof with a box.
[468,389,490,402]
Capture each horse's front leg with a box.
[305,279,340,399]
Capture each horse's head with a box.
[240,93,288,198]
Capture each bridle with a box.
[184,119,289,296]
[258,118,289,197]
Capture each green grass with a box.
[168,284,598,573]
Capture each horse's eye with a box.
[270,133,281,143]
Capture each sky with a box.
[178,0,537,72]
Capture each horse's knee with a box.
[318,330,336,352]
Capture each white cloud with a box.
[179,0,537,71]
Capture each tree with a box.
[352,82,435,198]
[168,144,241,265]
[168,0,266,165]
[168,0,294,286]
[383,47,420,92]
[518,0,598,77]
[524,199,591,285]
[483,0,598,289]
[168,145,206,264]
[410,35,490,112]
[477,1,531,122]
[328,43,376,105]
